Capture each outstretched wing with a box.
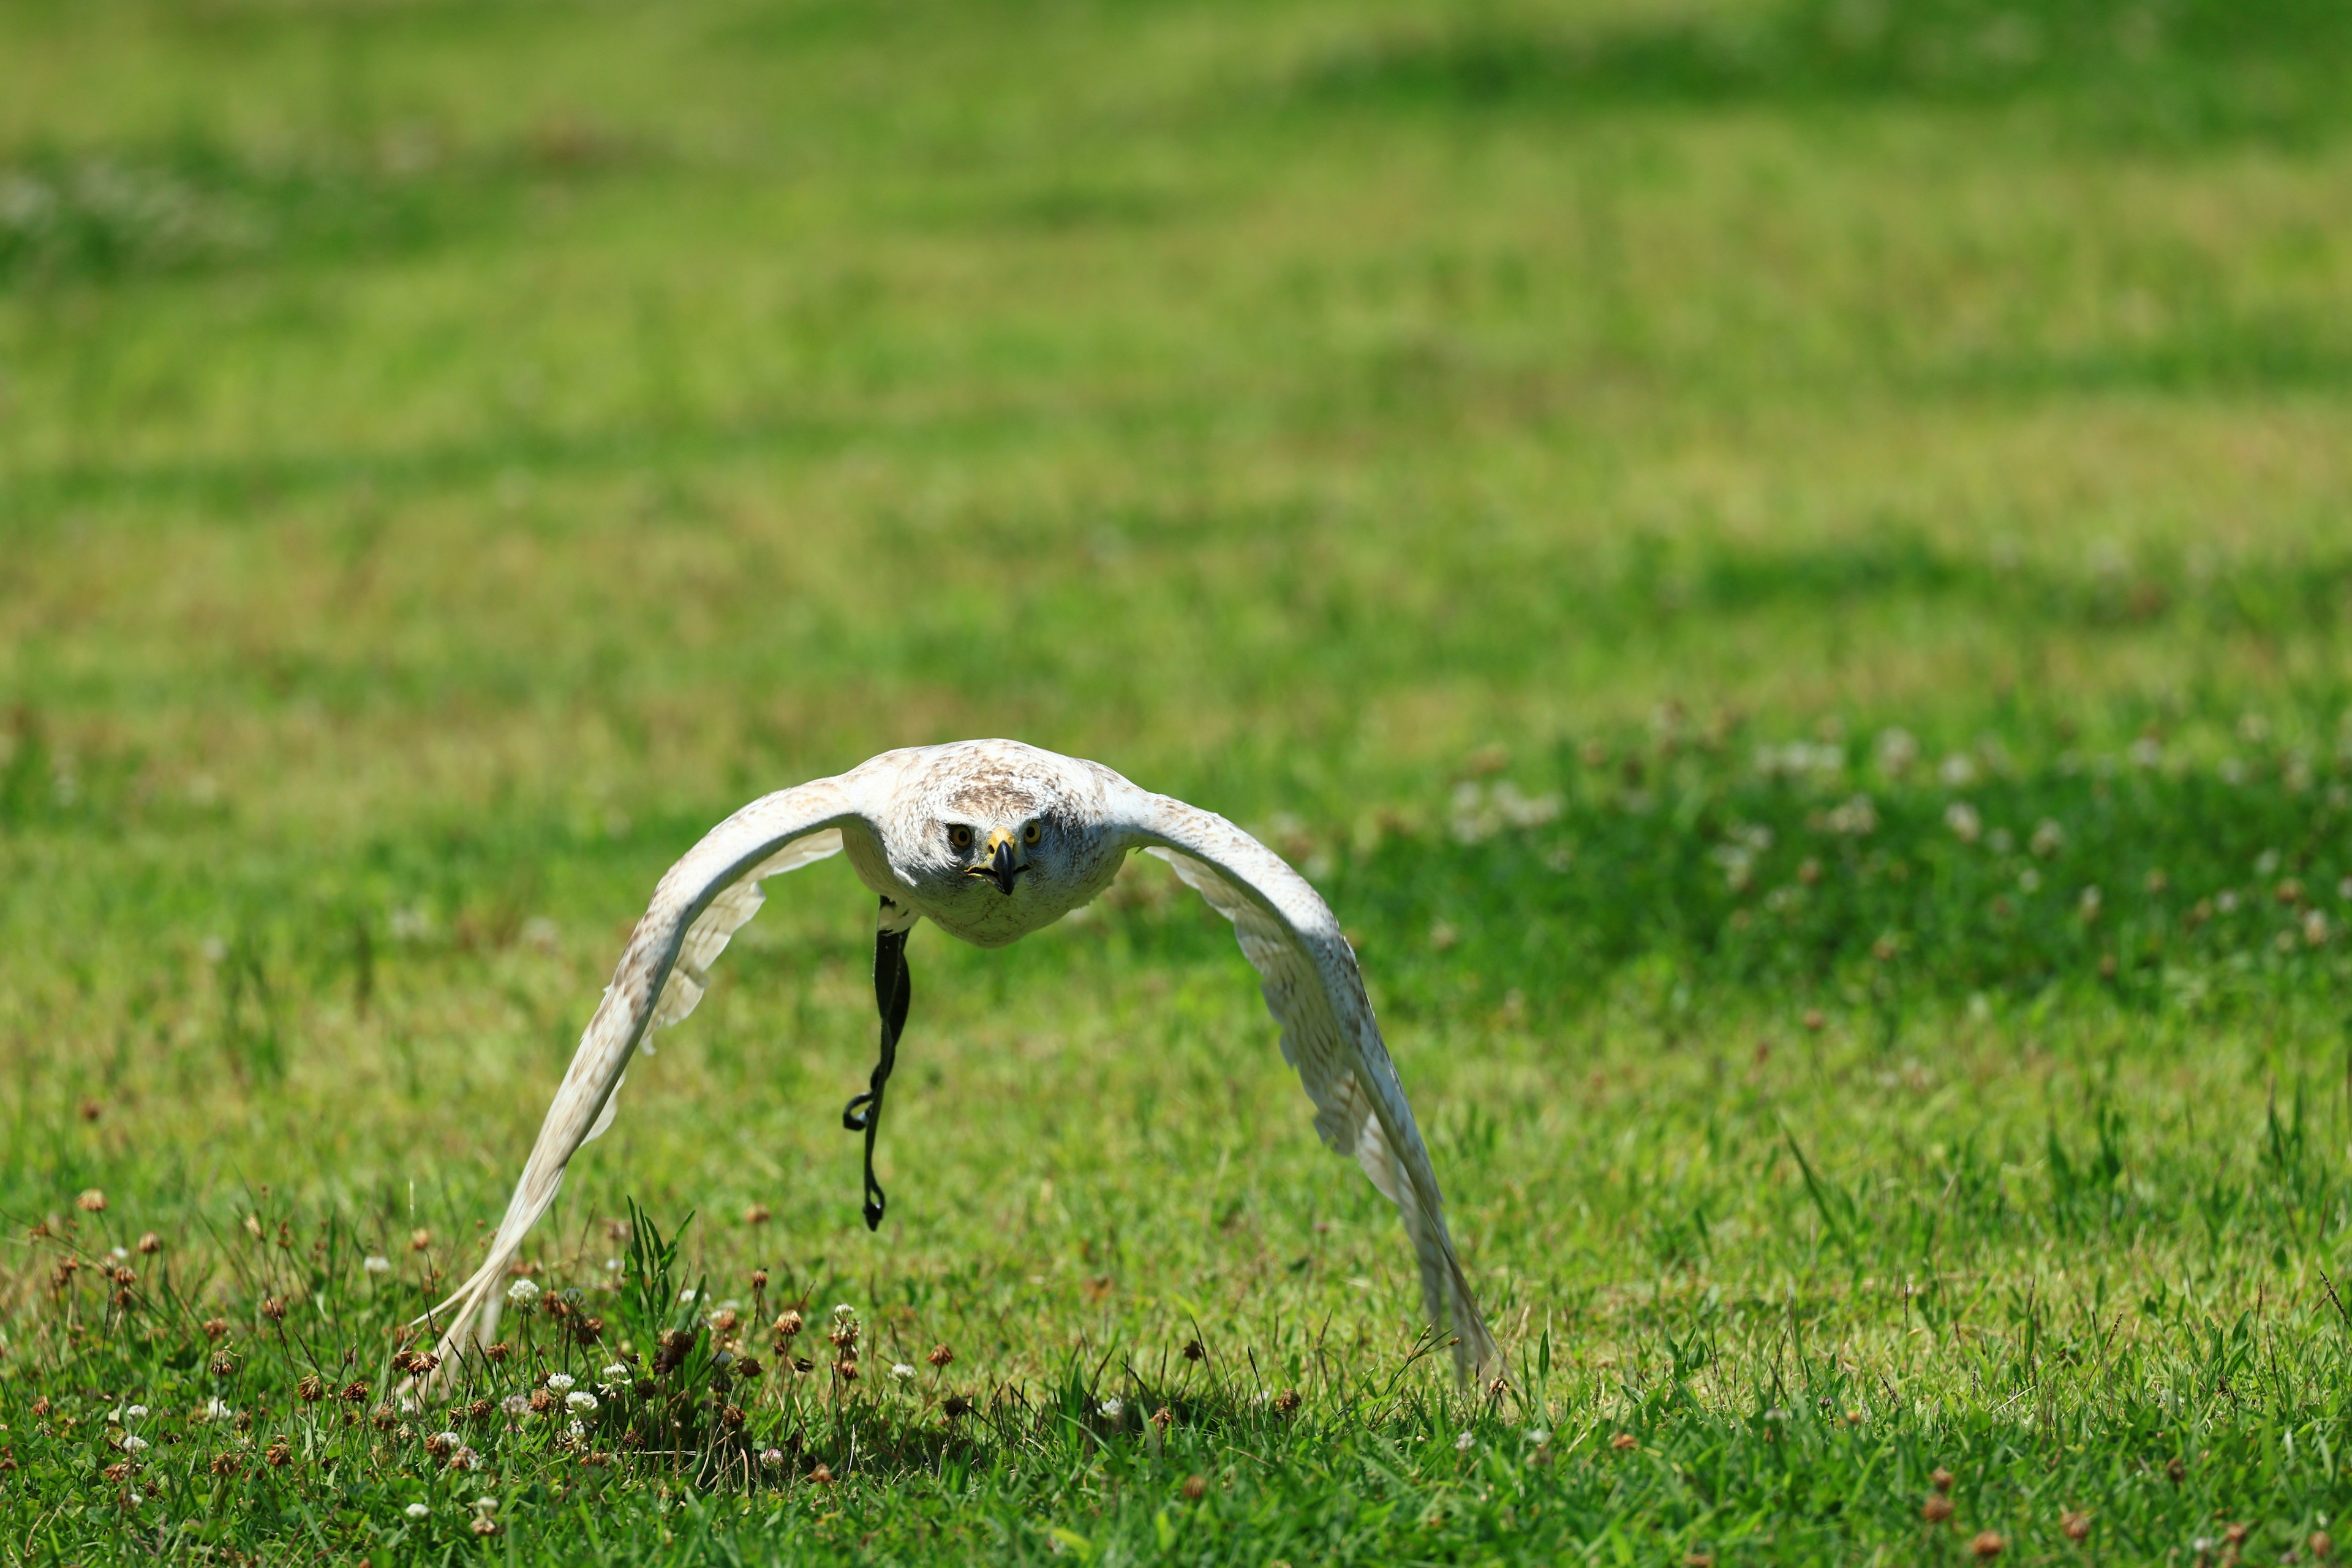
[415,776,869,1384]
[1118,793,1498,1383]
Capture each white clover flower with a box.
[501,1394,531,1417]
[405,1502,431,1520]
[568,1419,586,1438]
[435,1429,462,1448]
[1525,1427,1551,1446]
[760,1447,786,1468]
[1943,801,1981,844]
[1098,1397,1123,1419]
[1754,738,1847,784]
[122,1434,150,1453]
[832,1302,856,1319]
[1824,794,1877,836]
[678,1287,698,1303]
[2029,819,2065,858]
[891,1363,916,1380]
[506,1278,541,1310]
[545,1373,575,1392]
[1447,783,1494,844]
[199,1398,233,1423]
[566,1391,597,1414]
[126,1404,148,1419]
[600,1363,629,1380]
[363,1255,391,1275]
[1493,782,1562,829]
[1455,1431,1476,1452]
[450,1445,481,1471]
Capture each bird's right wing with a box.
[415,775,870,1385]
[1116,791,1498,1384]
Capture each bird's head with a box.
[888,770,1072,903]
[941,815,1046,897]
[873,742,1130,943]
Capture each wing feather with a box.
[1129,799,1497,1382]
[413,787,862,1387]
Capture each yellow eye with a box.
[1023,821,1042,846]
[948,824,974,851]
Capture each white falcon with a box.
[420,739,1498,1382]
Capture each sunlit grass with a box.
[10,731,2352,1560]
[4,0,2351,1559]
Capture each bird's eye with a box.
[1023,821,1042,846]
[948,824,974,851]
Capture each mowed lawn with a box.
[4,0,2352,1561]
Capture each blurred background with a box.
[9,15,2352,1553]
[5,0,2347,824]
[1,0,2348,1250]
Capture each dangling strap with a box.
[842,900,911,1230]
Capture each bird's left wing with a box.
[415,776,870,1385]
[1117,792,1498,1384]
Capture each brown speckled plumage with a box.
[413,740,1496,1390]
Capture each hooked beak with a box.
[968,829,1026,895]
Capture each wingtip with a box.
[400,1262,508,1403]
[1444,1281,1503,1389]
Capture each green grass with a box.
[4,0,2352,1560]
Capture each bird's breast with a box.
[841,824,1128,949]
[839,822,1102,949]
[918,888,1060,948]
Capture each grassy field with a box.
[4,0,2352,1561]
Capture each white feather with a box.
[1137,807,1497,1382]
[413,792,859,1379]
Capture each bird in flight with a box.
[419,739,1497,1384]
